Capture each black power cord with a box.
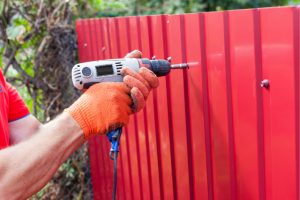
[112,152,118,200]
[108,128,122,200]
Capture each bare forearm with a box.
[0,113,85,200]
[9,115,41,145]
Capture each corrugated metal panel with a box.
[76,6,300,200]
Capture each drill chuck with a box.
[140,59,171,77]
[149,60,171,77]
[140,58,188,76]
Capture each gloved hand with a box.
[122,67,159,112]
[65,50,159,138]
[65,83,132,138]
[123,50,159,112]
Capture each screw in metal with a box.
[260,79,270,88]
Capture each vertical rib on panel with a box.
[294,7,300,200]
[260,7,297,200]
[227,9,261,200]
[139,16,155,200]
[143,80,162,200]
[223,12,237,200]
[151,15,175,200]
[253,9,266,200]
[184,13,209,200]
[180,14,195,199]
[127,16,143,200]
[199,13,214,200]
[165,14,191,200]
[119,128,132,200]
[76,20,88,62]
[108,18,119,58]
[95,19,105,59]
[101,19,111,59]
[204,12,233,200]
[135,16,152,200]
[137,17,163,200]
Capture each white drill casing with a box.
[72,58,140,90]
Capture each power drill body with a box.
[72,58,173,90]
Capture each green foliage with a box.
[2,7,43,117]
[0,45,4,67]
[6,15,31,40]
[69,0,299,17]
[71,0,128,18]
[123,0,300,15]
[6,25,25,40]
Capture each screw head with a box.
[261,79,270,88]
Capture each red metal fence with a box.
[76,6,299,200]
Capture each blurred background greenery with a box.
[0,0,299,199]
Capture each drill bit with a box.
[170,63,189,69]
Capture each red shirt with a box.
[0,69,30,149]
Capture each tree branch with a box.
[11,58,33,83]
[3,48,18,74]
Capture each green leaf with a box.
[0,1,4,14]
[6,25,26,40]
[14,17,31,32]
[88,0,103,9]
[291,0,300,4]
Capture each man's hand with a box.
[122,67,159,112]
[65,83,132,138]
[123,50,159,112]
[65,50,159,138]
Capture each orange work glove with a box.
[65,83,132,138]
[122,67,159,112]
[123,50,159,112]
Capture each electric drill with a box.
[71,57,188,200]
[71,58,188,90]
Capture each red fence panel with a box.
[228,9,261,200]
[76,6,300,200]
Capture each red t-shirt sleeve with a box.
[6,83,30,122]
